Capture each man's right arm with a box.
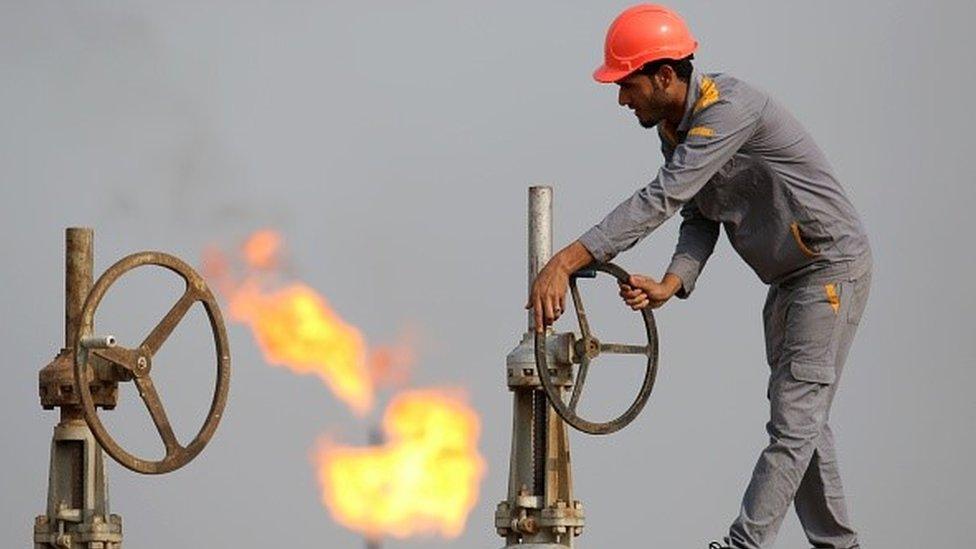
[666,200,720,298]
[526,240,594,331]
[577,96,759,264]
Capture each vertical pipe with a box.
[64,228,93,423]
[365,424,383,549]
[528,187,552,503]
[527,186,552,330]
[65,227,93,350]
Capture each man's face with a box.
[616,71,672,129]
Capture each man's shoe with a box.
[708,538,731,549]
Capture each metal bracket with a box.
[506,331,576,389]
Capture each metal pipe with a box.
[365,423,383,549]
[65,227,93,349]
[80,335,116,349]
[528,187,552,500]
[527,186,552,330]
[63,227,94,423]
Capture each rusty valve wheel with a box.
[535,262,659,435]
[74,252,231,474]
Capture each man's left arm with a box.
[667,200,721,299]
[621,200,721,310]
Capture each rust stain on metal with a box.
[74,251,231,475]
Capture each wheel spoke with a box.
[599,343,649,355]
[569,279,592,339]
[568,358,589,411]
[92,346,139,372]
[140,287,199,356]
[533,261,660,436]
[134,376,182,456]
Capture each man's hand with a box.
[618,273,683,310]
[526,241,594,332]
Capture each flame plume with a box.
[315,389,486,540]
[228,281,374,415]
[204,230,374,415]
[203,230,486,543]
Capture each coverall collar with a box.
[676,68,701,133]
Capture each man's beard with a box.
[636,110,662,129]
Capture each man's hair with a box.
[638,55,694,82]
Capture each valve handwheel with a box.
[74,251,231,474]
[534,262,659,435]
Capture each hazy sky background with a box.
[2,2,974,547]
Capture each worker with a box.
[526,4,872,548]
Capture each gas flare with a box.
[203,230,486,542]
[240,228,281,270]
[227,280,374,415]
[202,231,374,415]
[314,389,486,541]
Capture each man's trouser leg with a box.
[728,267,871,548]
[794,423,857,548]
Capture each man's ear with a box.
[657,65,675,89]
[647,67,671,92]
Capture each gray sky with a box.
[2,1,974,547]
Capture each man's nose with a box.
[618,88,627,107]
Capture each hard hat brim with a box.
[593,63,633,84]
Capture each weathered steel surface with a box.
[73,251,231,475]
[527,186,552,331]
[39,350,119,411]
[505,331,574,389]
[499,187,582,548]
[39,228,119,411]
[34,420,122,549]
[535,262,659,435]
[65,228,92,350]
[36,228,122,549]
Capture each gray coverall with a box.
[578,69,872,549]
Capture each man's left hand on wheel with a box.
[618,273,682,310]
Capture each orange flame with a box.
[314,389,486,540]
[241,229,281,270]
[228,281,374,415]
[203,230,486,541]
[203,231,375,415]
[367,328,416,390]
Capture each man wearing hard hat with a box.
[528,4,871,548]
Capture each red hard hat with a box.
[593,4,698,83]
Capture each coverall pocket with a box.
[790,221,821,259]
[789,360,836,385]
[779,283,843,366]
